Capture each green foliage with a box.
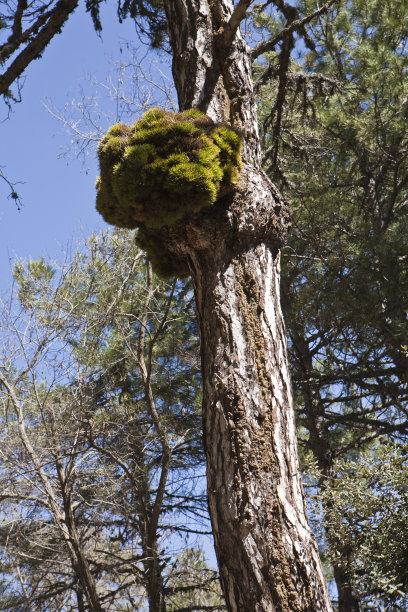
[278,0,408,416]
[0,229,215,610]
[12,258,55,310]
[257,0,408,606]
[307,442,408,608]
[166,549,225,611]
[96,108,242,276]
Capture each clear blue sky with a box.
[0,3,156,293]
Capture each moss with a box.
[135,107,167,129]
[96,108,242,274]
[165,162,218,203]
[96,108,242,228]
[211,126,242,187]
[183,108,204,120]
[105,123,131,138]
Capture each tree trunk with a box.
[160,3,333,608]
[170,173,331,610]
[57,465,103,612]
[144,541,167,612]
[197,239,331,609]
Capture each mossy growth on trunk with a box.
[95,108,242,276]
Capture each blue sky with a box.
[0,3,155,294]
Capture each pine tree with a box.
[0,230,213,611]
[257,0,408,607]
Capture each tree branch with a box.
[0,0,79,98]
[251,0,337,59]
[222,0,254,46]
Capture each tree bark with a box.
[195,233,330,611]
[161,2,333,608]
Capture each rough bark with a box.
[160,2,333,608]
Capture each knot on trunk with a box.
[95,109,290,277]
[138,167,291,278]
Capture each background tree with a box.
[0,230,222,612]
[166,549,225,612]
[310,441,408,610]
[256,0,408,608]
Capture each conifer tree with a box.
[257,0,408,607]
[0,230,217,611]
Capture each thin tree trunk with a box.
[62,487,104,612]
[75,585,86,612]
[144,541,167,612]
[136,261,171,612]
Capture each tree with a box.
[166,549,225,612]
[0,0,166,105]
[94,1,336,609]
[255,0,408,608]
[309,440,408,610]
[0,230,220,611]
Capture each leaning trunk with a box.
[159,0,333,608]
[173,170,331,610]
[196,235,331,608]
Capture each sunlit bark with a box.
[161,1,333,609]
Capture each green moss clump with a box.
[95,108,242,231]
